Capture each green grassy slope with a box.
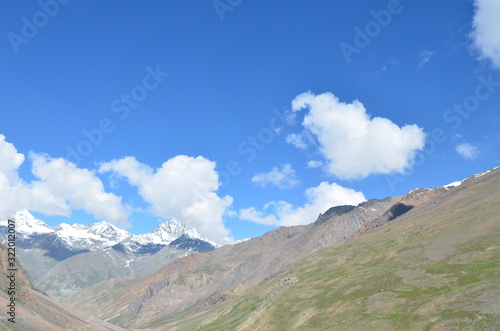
[172,175,500,331]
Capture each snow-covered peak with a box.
[153,219,202,239]
[53,222,100,242]
[444,181,463,189]
[52,221,131,250]
[132,219,202,245]
[85,220,130,241]
[9,209,54,235]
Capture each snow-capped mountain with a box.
[113,219,215,255]
[9,209,54,235]
[0,210,214,254]
[132,219,204,245]
[0,210,216,301]
[52,221,131,250]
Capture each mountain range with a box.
[0,211,215,301]
[0,166,498,330]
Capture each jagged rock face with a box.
[0,244,34,304]
[314,205,356,225]
[385,203,414,222]
[112,241,167,255]
[170,234,215,253]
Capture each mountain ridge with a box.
[6,210,209,249]
[65,166,500,330]
[0,211,216,301]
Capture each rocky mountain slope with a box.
[0,243,126,331]
[0,213,215,301]
[176,167,500,331]
[65,167,500,330]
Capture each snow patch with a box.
[444,181,463,189]
[234,238,251,244]
[474,169,492,178]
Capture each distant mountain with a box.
[65,167,500,330]
[0,211,215,301]
[8,209,54,235]
[170,234,215,253]
[114,219,215,255]
[1,210,212,256]
[132,218,206,245]
[52,220,130,250]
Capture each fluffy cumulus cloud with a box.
[251,164,301,189]
[99,155,233,244]
[455,143,479,160]
[0,135,24,184]
[471,0,500,69]
[30,154,130,226]
[239,182,366,226]
[288,92,426,180]
[0,134,130,225]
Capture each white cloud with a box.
[455,143,479,160]
[471,0,500,69]
[290,92,426,180]
[417,50,434,68]
[30,153,130,226]
[251,164,301,189]
[307,160,322,169]
[239,182,366,226]
[99,155,233,244]
[0,135,24,184]
[0,135,62,218]
[285,132,309,149]
[0,134,130,225]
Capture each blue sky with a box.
[1,0,499,244]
